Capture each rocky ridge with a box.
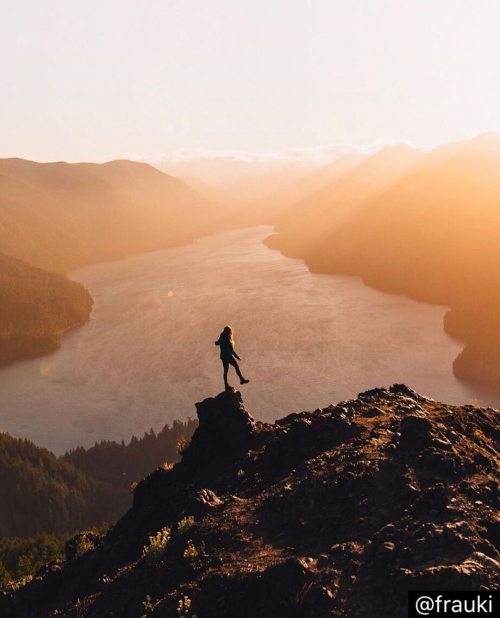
[1,385,498,617]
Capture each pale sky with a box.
[2,0,500,162]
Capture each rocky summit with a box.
[1,386,499,617]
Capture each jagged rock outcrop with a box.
[1,385,498,617]
[182,389,257,464]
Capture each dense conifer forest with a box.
[0,252,92,366]
[0,419,196,583]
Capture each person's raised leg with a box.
[229,357,249,384]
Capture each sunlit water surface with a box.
[0,226,493,453]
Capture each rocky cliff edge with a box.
[2,385,499,617]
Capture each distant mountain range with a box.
[2,140,500,383]
[0,158,218,273]
[0,158,221,365]
[267,134,500,388]
[266,144,424,257]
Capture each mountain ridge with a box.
[266,134,500,388]
[0,157,218,273]
[3,385,498,617]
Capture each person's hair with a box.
[223,325,234,343]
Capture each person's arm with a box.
[232,348,241,360]
[215,337,221,346]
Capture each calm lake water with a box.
[0,226,490,453]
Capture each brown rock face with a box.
[182,389,257,465]
[2,385,498,617]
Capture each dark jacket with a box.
[215,333,240,361]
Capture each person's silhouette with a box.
[215,325,250,390]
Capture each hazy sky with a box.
[2,0,500,161]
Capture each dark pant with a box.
[222,357,243,385]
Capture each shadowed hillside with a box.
[63,419,198,491]
[268,135,500,388]
[0,534,69,586]
[0,420,196,541]
[0,158,219,273]
[0,252,92,366]
[0,432,127,539]
[3,387,498,617]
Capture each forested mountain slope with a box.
[0,432,126,538]
[0,158,218,273]
[0,419,196,540]
[0,252,92,366]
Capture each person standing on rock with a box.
[215,326,250,390]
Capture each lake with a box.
[0,226,489,453]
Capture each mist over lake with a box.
[0,226,490,454]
